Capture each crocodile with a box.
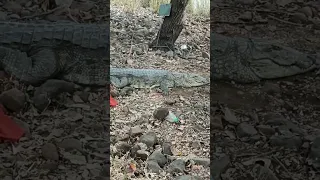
[0,22,208,95]
[110,68,209,95]
[211,33,319,83]
[0,21,109,86]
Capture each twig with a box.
[21,6,65,20]
[235,150,278,158]
[267,15,303,27]
[26,162,36,173]
[213,20,268,25]
[15,162,36,179]
[65,8,79,23]
[214,5,293,15]
[21,6,78,23]
[272,156,294,180]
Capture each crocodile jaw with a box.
[211,33,318,83]
[172,73,210,87]
[248,45,318,79]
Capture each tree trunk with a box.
[150,0,189,50]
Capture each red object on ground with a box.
[110,96,118,107]
[0,104,24,142]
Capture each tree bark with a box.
[150,0,189,50]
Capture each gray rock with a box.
[262,82,280,94]
[164,99,176,105]
[72,94,84,103]
[165,51,174,57]
[131,144,140,156]
[148,150,167,167]
[237,0,254,5]
[99,164,110,177]
[224,108,240,125]
[139,132,157,148]
[8,14,20,19]
[270,135,302,149]
[3,176,13,180]
[147,160,162,173]
[70,0,95,11]
[239,11,252,21]
[167,159,186,174]
[58,138,82,151]
[79,91,90,102]
[308,136,320,169]
[115,141,131,154]
[32,94,50,112]
[41,161,59,170]
[0,11,7,20]
[264,114,303,135]
[279,122,303,135]
[167,155,177,162]
[190,157,210,167]
[256,125,276,137]
[153,107,169,121]
[63,153,87,165]
[131,142,148,157]
[162,142,173,155]
[211,154,230,179]
[276,0,293,6]
[0,88,26,112]
[130,126,144,137]
[236,123,258,137]
[42,143,59,160]
[136,150,149,161]
[137,142,148,150]
[264,113,287,125]
[175,175,203,180]
[298,6,313,17]
[202,51,210,59]
[3,1,22,13]
[276,125,293,135]
[291,13,308,23]
[252,164,279,180]
[249,135,261,143]
[191,141,201,149]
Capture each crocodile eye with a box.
[271,45,282,51]
[262,47,272,52]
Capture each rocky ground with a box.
[211,0,320,180]
[0,0,109,180]
[0,1,210,180]
[110,5,210,180]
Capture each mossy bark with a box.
[150,0,189,50]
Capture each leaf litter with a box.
[110,5,210,180]
[211,0,320,179]
[0,0,110,180]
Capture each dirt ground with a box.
[211,0,320,179]
[110,6,210,180]
[0,1,210,180]
[0,1,109,180]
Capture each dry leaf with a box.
[224,107,240,125]
[191,165,202,170]
[129,163,136,172]
[81,11,93,20]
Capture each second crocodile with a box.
[211,33,319,83]
[0,22,209,95]
[0,21,109,86]
[110,68,209,95]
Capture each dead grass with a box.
[110,0,209,17]
[109,5,210,180]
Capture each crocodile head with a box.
[172,73,210,87]
[248,44,318,80]
[211,33,318,83]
